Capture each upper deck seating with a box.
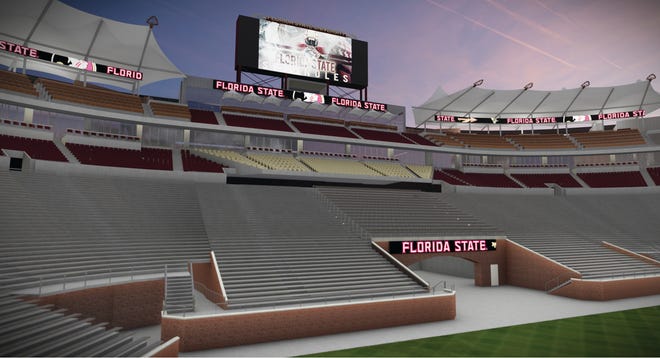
[221,107,292,132]
[290,120,358,138]
[506,134,577,150]
[511,173,582,188]
[0,134,67,162]
[289,115,358,138]
[406,164,433,179]
[189,109,219,125]
[181,149,224,173]
[443,169,521,187]
[450,133,516,149]
[424,133,464,147]
[37,78,143,113]
[222,113,293,132]
[433,169,471,185]
[363,161,415,178]
[401,132,438,146]
[647,167,660,185]
[577,171,647,187]
[66,143,172,170]
[245,152,311,172]
[299,156,383,176]
[194,148,267,169]
[0,69,38,97]
[571,129,646,148]
[149,101,191,120]
[350,127,415,144]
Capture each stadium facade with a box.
[1,1,659,355]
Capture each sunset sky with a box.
[61,0,660,112]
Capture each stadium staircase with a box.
[51,138,79,163]
[164,273,195,314]
[0,294,158,357]
[195,183,428,309]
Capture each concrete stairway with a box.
[165,274,195,314]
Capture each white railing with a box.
[371,241,430,289]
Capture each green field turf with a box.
[305,305,660,357]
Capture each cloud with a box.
[424,0,576,68]
[486,0,572,45]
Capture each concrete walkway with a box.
[133,271,660,357]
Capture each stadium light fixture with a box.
[523,82,533,90]
[146,16,159,29]
[473,79,484,87]
[647,73,656,81]
[581,81,590,88]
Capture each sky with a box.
[60,0,660,113]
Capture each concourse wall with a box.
[161,293,455,352]
[552,276,660,300]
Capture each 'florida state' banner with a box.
[213,79,387,112]
[1,39,143,80]
[434,110,646,124]
[389,239,497,254]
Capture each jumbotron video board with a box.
[236,15,368,88]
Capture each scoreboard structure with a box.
[235,15,369,98]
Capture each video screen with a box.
[257,19,353,84]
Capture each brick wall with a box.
[552,276,660,300]
[191,257,227,308]
[506,240,581,291]
[37,279,163,329]
[162,293,455,352]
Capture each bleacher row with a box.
[440,193,660,279]
[197,184,428,309]
[1,69,649,150]
[0,294,159,357]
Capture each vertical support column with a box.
[387,148,394,159]
[345,143,351,156]
[425,152,433,166]
[244,135,251,148]
[296,139,304,153]
[23,108,34,124]
[183,129,190,148]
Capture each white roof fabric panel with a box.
[0,0,184,88]
[415,80,660,126]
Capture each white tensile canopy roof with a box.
[0,0,184,90]
[413,79,660,127]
